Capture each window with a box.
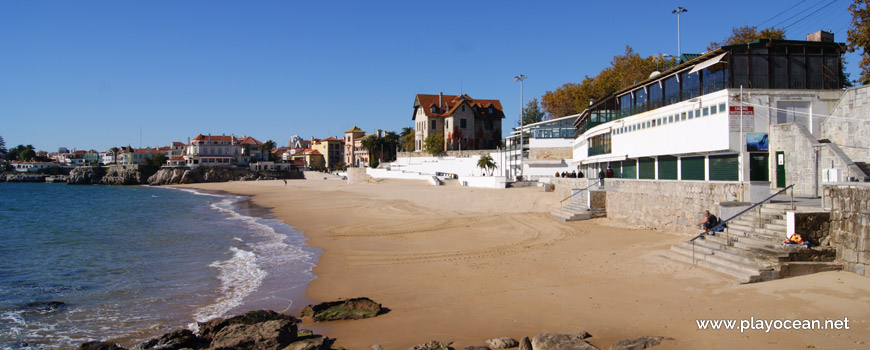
[703,107,709,116]
[431,120,436,130]
[460,118,467,128]
[430,106,437,113]
[462,105,465,112]
[688,110,694,119]
[635,88,648,113]
[681,112,687,121]
[669,115,674,123]
[719,103,726,113]
[649,83,663,110]
[711,105,718,114]
[664,75,680,106]
[681,71,700,100]
[488,107,493,114]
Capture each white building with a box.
[572,33,857,198]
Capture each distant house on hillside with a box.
[412,93,504,152]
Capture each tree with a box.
[541,46,675,118]
[360,135,380,165]
[849,0,870,84]
[401,129,415,152]
[521,97,547,125]
[260,140,277,161]
[707,25,786,50]
[150,153,167,166]
[476,154,496,176]
[383,131,400,161]
[109,147,120,164]
[0,135,6,155]
[423,134,444,155]
[19,148,35,161]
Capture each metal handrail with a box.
[689,184,794,242]
[559,180,602,210]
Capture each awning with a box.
[585,126,612,138]
[689,52,728,74]
[581,154,627,165]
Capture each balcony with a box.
[588,144,611,157]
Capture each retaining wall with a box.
[824,183,870,276]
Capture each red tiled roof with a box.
[169,156,185,161]
[289,159,305,165]
[301,149,321,155]
[413,94,505,119]
[158,146,171,151]
[192,134,234,142]
[172,142,186,147]
[236,136,263,145]
[322,137,343,142]
[134,148,161,154]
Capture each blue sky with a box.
[0,0,859,152]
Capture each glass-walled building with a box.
[572,33,848,196]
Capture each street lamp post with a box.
[513,74,527,180]
[672,6,687,58]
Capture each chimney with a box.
[806,30,834,42]
[439,92,443,109]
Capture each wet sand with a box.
[179,178,870,349]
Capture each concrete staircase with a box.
[666,203,841,283]
[550,189,605,222]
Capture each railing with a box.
[687,184,795,264]
[559,180,602,210]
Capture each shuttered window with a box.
[658,156,678,180]
[622,159,636,179]
[612,161,622,178]
[681,156,705,180]
[709,154,739,181]
[638,157,655,179]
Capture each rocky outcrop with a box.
[209,319,297,349]
[3,173,48,182]
[101,166,147,185]
[134,329,200,350]
[80,342,126,350]
[531,333,598,350]
[409,340,453,350]
[485,337,518,349]
[67,166,106,184]
[519,336,532,350]
[609,336,671,350]
[147,167,298,185]
[300,297,383,322]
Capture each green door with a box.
[776,151,786,188]
[681,156,705,180]
[638,157,655,179]
[749,153,769,181]
[709,154,739,181]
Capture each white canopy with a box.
[688,52,728,74]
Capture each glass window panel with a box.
[731,53,749,88]
[750,53,770,88]
[649,83,663,110]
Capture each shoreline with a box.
[177,179,870,349]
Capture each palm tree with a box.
[477,155,496,176]
[109,147,120,164]
[383,131,400,161]
[360,136,378,167]
[260,140,276,161]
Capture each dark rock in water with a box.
[148,167,301,186]
[79,341,127,350]
[409,340,453,350]
[197,310,296,345]
[486,337,518,349]
[24,301,66,312]
[209,319,297,350]
[300,297,382,322]
[609,336,672,350]
[283,335,332,350]
[134,329,200,349]
[464,346,490,350]
[578,331,592,340]
[531,333,598,350]
[519,337,532,350]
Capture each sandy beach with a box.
[178,178,870,350]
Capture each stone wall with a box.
[606,179,743,235]
[770,123,859,197]
[528,147,572,161]
[824,85,870,165]
[544,177,598,200]
[346,168,370,185]
[824,183,870,277]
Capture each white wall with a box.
[457,175,507,188]
[529,138,573,148]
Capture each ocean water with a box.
[0,183,318,349]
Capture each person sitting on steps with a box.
[696,210,720,236]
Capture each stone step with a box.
[665,249,759,283]
[759,207,788,215]
[549,209,592,222]
[677,242,768,267]
[735,234,782,248]
[732,240,786,256]
[763,203,820,211]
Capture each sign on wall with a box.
[729,106,754,132]
[745,132,769,152]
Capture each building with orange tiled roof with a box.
[311,136,345,169]
[290,148,325,169]
[412,93,505,152]
[183,133,268,168]
[344,126,367,167]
